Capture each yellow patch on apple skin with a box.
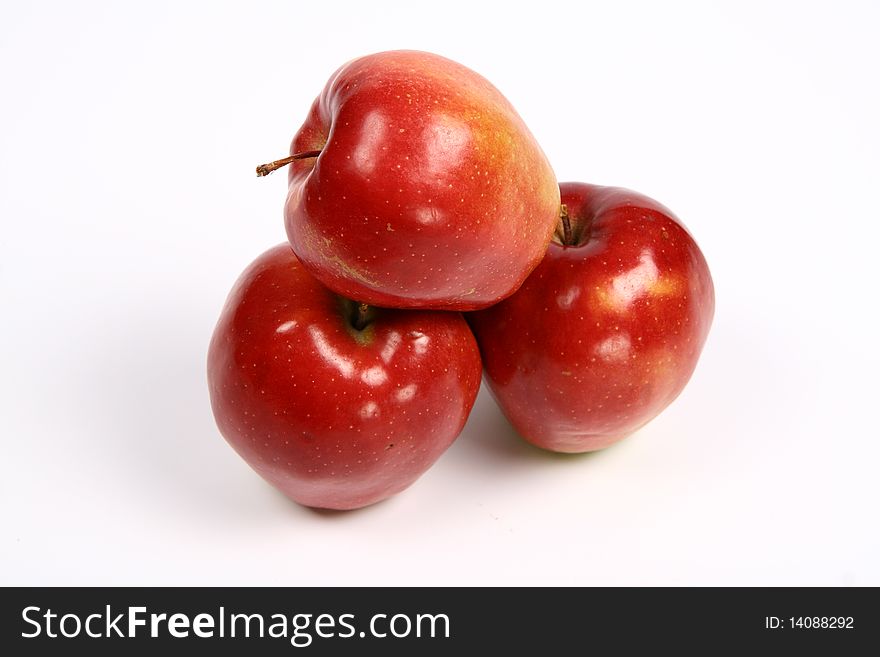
[635,345,683,408]
[652,350,678,377]
[591,269,685,313]
[649,276,683,297]
[591,286,614,312]
[301,223,381,289]
[327,254,381,288]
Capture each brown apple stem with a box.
[352,303,372,331]
[558,204,572,246]
[255,150,322,177]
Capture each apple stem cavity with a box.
[558,204,573,246]
[554,204,593,247]
[255,150,322,177]
[351,302,372,331]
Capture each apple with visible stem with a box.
[468,183,715,453]
[256,50,560,311]
[207,244,482,510]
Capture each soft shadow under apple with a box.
[446,383,612,468]
[86,302,314,525]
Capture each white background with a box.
[2,1,878,586]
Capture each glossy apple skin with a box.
[208,244,482,509]
[468,183,714,453]
[284,50,560,311]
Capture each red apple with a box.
[261,50,560,311]
[468,183,714,453]
[207,244,482,509]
